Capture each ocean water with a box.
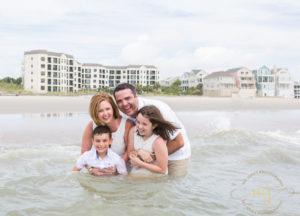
[0,110,300,216]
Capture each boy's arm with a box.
[72,165,80,171]
[116,158,128,175]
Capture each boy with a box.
[72,126,127,175]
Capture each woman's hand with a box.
[137,149,155,163]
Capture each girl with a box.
[128,105,178,174]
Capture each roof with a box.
[81,64,157,69]
[204,71,234,79]
[225,67,245,73]
[24,50,74,58]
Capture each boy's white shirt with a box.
[76,148,127,174]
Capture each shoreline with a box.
[1,95,300,114]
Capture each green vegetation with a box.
[0,77,32,94]
[0,77,203,96]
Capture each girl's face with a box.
[136,113,155,138]
[98,100,114,124]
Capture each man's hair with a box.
[113,83,137,98]
[93,126,112,139]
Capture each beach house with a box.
[180,69,207,91]
[253,66,275,96]
[160,76,180,86]
[22,50,159,93]
[271,67,294,98]
[203,71,238,97]
[226,67,256,97]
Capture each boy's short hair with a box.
[113,83,137,97]
[93,126,112,139]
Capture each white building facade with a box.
[271,68,294,98]
[253,65,275,97]
[23,50,160,93]
[203,71,238,97]
[180,69,207,91]
[294,82,300,99]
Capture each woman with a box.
[128,105,178,174]
[81,93,133,163]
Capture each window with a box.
[48,86,51,91]
[48,65,51,70]
[41,78,45,83]
[48,72,51,77]
[41,71,45,76]
[47,57,51,63]
[53,65,58,71]
[41,86,45,90]
[53,72,57,78]
[48,79,51,84]
[53,58,57,63]
[41,64,45,69]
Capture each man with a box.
[114,83,190,177]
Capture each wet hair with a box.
[93,125,112,139]
[113,83,137,98]
[137,105,179,141]
[89,93,121,126]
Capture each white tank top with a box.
[131,131,167,174]
[93,117,127,156]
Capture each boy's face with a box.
[92,133,112,155]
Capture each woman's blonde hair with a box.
[89,93,121,126]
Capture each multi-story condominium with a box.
[271,67,293,98]
[226,67,256,97]
[294,82,300,99]
[22,50,159,93]
[23,50,79,93]
[160,76,180,86]
[253,65,275,96]
[180,69,207,91]
[203,71,238,97]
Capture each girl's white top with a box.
[93,117,127,156]
[131,130,167,175]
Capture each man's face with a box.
[114,89,138,117]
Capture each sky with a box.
[1,0,300,80]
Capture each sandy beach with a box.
[0,95,300,114]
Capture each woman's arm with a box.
[122,119,134,162]
[130,137,168,174]
[81,121,93,154]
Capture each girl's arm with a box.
[130,137,168,174]
[81,121,93,154]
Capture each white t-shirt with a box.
[76,148,127,174]
[122,97,191,161]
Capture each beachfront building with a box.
[180,69,207,91]
[23,50,78,93]
[160,76,179,86]
[253,65,275,96]
[203,71,238,97]
[226,67,256,97]
[294,82,300,99]
[22,50,159,93]
[271,67,294,98]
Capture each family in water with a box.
[72,83,191,177]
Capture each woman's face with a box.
[98,100,114,124]
[136,113,155,138]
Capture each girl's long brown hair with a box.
[137,105,179,141]
[89,93,121,126]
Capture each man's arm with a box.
[167,133,184,155]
